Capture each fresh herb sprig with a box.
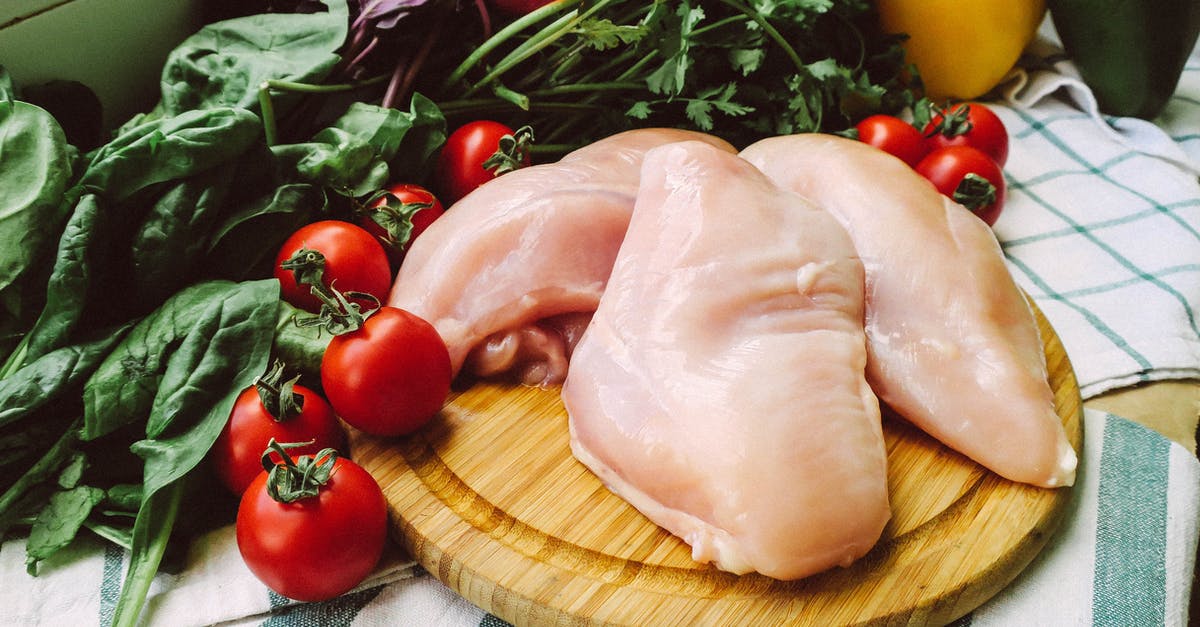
[342,0,916,154]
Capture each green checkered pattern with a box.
[992,52,1200,400]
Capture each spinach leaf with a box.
[205,182,324,281]
[19,194,105,366]
[78,107,261,203]
[0,98,75,354]
[128,163,236,304]
[0,422,80,538]
[82,280,277,442]
[111,480,183,627]
[0,327,129,432]
[25,484,106,574]
[80,279,276,627]
[271,300,333,386]
[271,95,446,198]
[157,0,349,117]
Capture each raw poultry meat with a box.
[388,128,734,386]
[562,141,889,580]
[740,133,1077,488]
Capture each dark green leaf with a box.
[645,3,705,96]
[270,300,333,385]
[0,328,129,431]
[0,98,75,345]
[25,485,106,574]
[205,182,324,281]
[110,480,184,627]
[157,0,349,117]
[0,421,80,538]
[82,280,278,444]
[272,97,446,198]
[19,193,105,365]
[78,107,261,203]
[129,163,236,304]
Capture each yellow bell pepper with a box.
[877,0,1047,101]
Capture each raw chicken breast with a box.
[563,141,889,580]
[388,129,735,386]
[740,133,1077,488]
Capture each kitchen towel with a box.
[994,26,1200,400]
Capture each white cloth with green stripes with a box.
[3,25,1199,627]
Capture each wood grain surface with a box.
[349,303,1083,626]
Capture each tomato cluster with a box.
[219,115,532,601]
[853,102,1009,226]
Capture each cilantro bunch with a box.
[343,0,917,153]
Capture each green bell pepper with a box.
[1048,0,1200,119]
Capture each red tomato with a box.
[359,183,445,264]
[273,220,392,313]
[916,146,1007,226]
[321,307,452,437]
[211,381,344,496]
[923,102,1009,167]
[854,114,929,167]
[436,120,531,205]
[236,453,387,602]
[490,0,556,14]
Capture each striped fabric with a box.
[3,24,1198,627]
[995,29,1200,400]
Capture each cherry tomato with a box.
[923,102,1009,167]
[274,220,393,313]
[436,120,531,205]
[211,369,344,496]
[916,145,1007,226]
[321,307,452,437]
[236,453,388,602]
[359,183,445,264]
[854,114,929,167]
[490,0,556,14]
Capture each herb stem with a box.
[463,10,583,98]
[257,76,390,145]
[442,0,582,90]
[715,0,805,72]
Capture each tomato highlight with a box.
[436,120,532,204]
[854,114,929,167]
[321,306,452,437]
[274,221,393,313]
[236,443,388,602]
[916,145,1007,226]
[211,361,344,495]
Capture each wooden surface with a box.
[349,305,1083,626]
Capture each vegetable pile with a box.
[0,0,921,623]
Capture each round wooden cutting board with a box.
[349,303,1083,626]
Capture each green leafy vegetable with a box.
[78,107,261,203]
[156,0,350,117]
[0,97,75,358]
[81,279,278,625]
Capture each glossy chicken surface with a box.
[388,129,734,386]
[563,142,890,580]
[740,134,1077,488]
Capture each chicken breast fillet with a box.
[740,133,1077,488]
[563,141,889,580]
[388,129,735,386]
